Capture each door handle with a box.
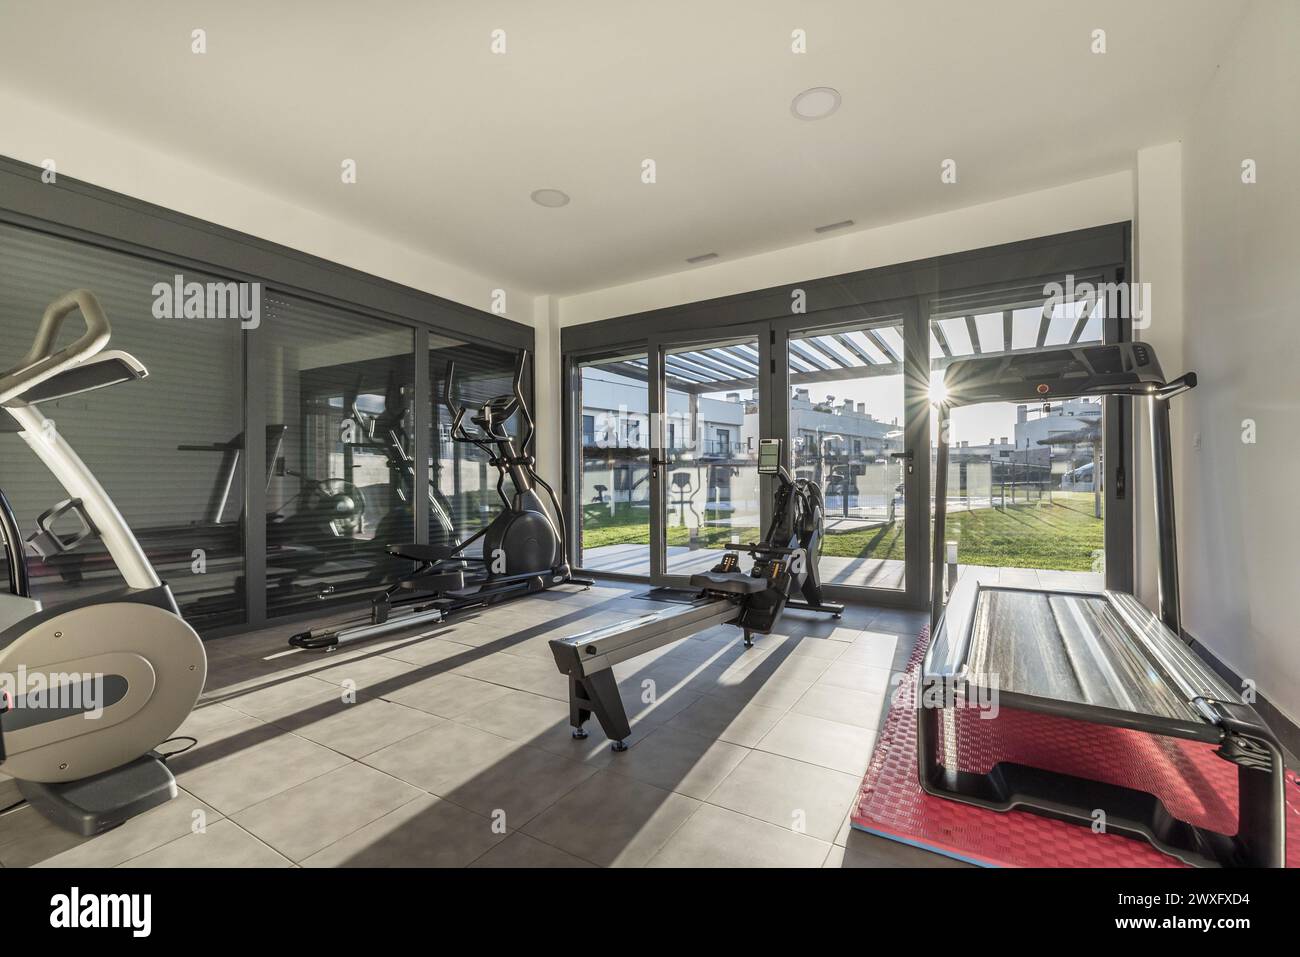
[889,449,914,474]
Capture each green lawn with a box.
[581,492,1103,571]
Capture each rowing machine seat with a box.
[689,571,767,595]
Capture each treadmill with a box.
[922,341,1287,868]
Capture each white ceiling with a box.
[0,0,1246,295]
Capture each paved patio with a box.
[582,544,1103,593]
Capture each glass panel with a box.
[0,222,246,629]
[576,353,650,575]
[663,338,760,576]
[930,293,1106,588]
[788,318,907,591]
[427,338,521,556]
[264,293,415,617]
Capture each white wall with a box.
[1179,0,1300,723]
[530,295,563,494]
[1132,142,1186,613]
[0,88,540,324]
[557,171,1134,327]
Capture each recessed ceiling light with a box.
[814,219,855,233]
[530,188,570,208]
[791,86,841,121]
[686,252,719,264]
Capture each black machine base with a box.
[919,759,1272,868]
[18,752,178,837]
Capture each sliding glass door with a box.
[784,315,911,594]
[573,353,652,575]
[628,307,928,604]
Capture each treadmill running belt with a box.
[968,589,1200,722]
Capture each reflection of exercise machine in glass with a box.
[923,342,1286,868]
[0,291,206,835]
[168,425,367,615]
[669,471,699,527]
[347,377,461,551]
[178,425,365,548]
[290,351,592,650]
[551,438,843,750]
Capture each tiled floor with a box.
[0,581,945,868]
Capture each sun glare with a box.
[929,370,949,404]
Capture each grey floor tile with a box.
[791,684,884,730]
[733,651,834,685]
[175,725,352,815]
[35,792,223,868]
[8,595,922,868]
[817,659,893,695]
[460,655,571,700]
[173,702,252,740]
[469,832,596,868]
[380,634,478,668]
[523,770,699,867]
[310,652,425,692]
[221,674,348,724]
[706,750,860,842]
[362,721,520,795]
[838,631,900,668]
[383,672,515,717]
[866,609,929,634]
[0,806,92,867]
[706,672,814,711]
[607,725,748,799]
[755,712,877,775]
[455,688,570,743]
[277,696,444,758]
[431,745,597,827]
[232,762,424,861]
[617,681,702,736]
[773,633,854,660]
[663,695,785,748]
[528,719,624,768]
[647,803,829,867]
[120,819,292,868]
[164,712,271,775]
[301,795,503,867]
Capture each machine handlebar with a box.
[0,290,112,405]
[1157,372,1197,399]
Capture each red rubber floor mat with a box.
[852,628,1300,867]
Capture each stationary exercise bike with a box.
[289,350,592,650]
[0,290,207,835]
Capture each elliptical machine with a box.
[290,350,592,650]
[0,290,207,835]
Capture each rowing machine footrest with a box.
[689,571,767,595]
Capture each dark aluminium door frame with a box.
[0,156,533,637]
[562,222,1134,610]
